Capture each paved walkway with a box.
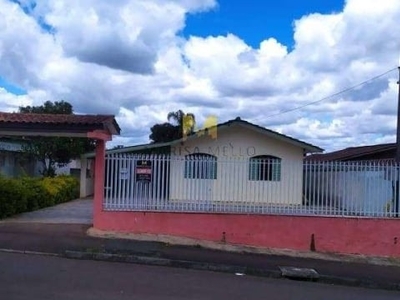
[1,198,93,224]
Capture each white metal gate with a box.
[104,154,170,210]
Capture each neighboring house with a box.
[0,138,40,177]
[81,117,323,207]
[305,143,396,162]
[304,143,397,216]
[55,159,83,178]
[0,138,81,178]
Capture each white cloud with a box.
[0,0,400,153]
[0,88,33,112]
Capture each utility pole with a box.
[395,66,400,217]
[396,66,400,162]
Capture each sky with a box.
[0,0,400,152]
[183,0,345,48]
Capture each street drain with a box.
[279,266,320,281]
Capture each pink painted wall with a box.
[95,211,400,257]
[93,140,106,226]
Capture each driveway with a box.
[1,198,93,224]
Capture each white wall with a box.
[169,124,304,205]
[304,169,393,216]
[55,164,71,175]
[78,157,95,197]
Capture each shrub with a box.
[20,177,52,210]
[41,175,79,204]
[0,177,28,218]
[0,175,80,219]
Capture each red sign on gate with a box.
[136,160,152,182]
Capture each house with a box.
[89,124,400,259]
[305,143,396,162]
[0,137,84,178]
[81,117,323,207]
[0,138,39,177]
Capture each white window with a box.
[249,155,281,181]
[184,153,217,179]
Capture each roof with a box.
[84,117,322,157]
[215,117,323,153]
[84,141,172,158]
[0,112,121,135]
[305,143,396,161]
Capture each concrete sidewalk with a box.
[1,199,93,224]
[0,222,399,291]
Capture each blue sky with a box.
[0,77,26,95]
[184,0,345,48]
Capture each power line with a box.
[255,67,398,121]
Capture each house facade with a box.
[0,138,85,179]
[168,119,319,205]
[90,125,400,259]
[0,139,40,177]
[83,117,322,207]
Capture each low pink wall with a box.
[94,211,400,257]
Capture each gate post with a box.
[79,156,88,198]
[93,139,106,228]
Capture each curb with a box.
[2,248,400,291]
[63,250,400,291]
[0,248,61,257]
[317,275,400,291]
[87,228,400,268]
[63,250,282,279]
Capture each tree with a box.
[149,110,196,143]
[110,145,124,150]
[167,109,196,138]
[19,100,73,115]
[19,101,96,177]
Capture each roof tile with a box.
[0,112,121,134]
[0,112,113,124]
[305,143,396,161]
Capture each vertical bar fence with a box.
[103,154,400,218]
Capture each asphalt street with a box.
[0,252,399,300]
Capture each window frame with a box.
[248,155,282,181]
[184,153,217,180]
